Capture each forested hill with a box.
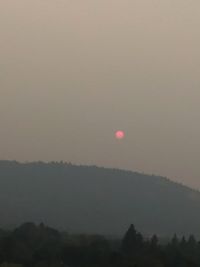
[0,160,199,237]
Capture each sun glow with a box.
[115,130,125,139]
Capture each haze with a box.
[1,0,200,189]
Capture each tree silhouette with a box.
[121,224,143,255]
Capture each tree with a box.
[187,235,196,249]
[150,235,158,249]
[171,234,179,247]
[121,224,143,255]
[180,236,186,249]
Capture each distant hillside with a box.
[0,161,199,237]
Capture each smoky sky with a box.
[1,0,200,188]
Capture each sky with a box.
[1,0,200,189]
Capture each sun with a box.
[115,130,125,139]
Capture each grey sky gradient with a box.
[1,0,200,188]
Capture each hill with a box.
[0,160,199,237]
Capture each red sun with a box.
[115,130,125,139]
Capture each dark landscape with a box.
[1,162,200,267]
[0,222,199,267]
[0,161,200,237]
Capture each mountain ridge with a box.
[0,160,199,237]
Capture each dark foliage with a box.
[0,222,200,267]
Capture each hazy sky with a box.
[1,0,200,188]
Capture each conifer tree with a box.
[121,224,143,254]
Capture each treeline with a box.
[0,223,199,267]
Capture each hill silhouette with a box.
[0,160,199,237]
